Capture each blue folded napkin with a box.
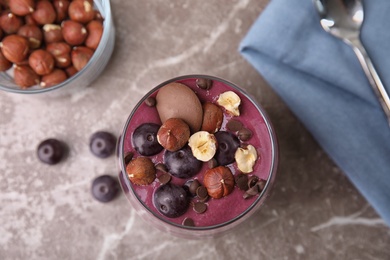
[240,0,390,225]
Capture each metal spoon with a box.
[313,0,390,125]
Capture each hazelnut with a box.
[9,0,35,16]
[157,118,190,152]
[203,166,234,199]
[43,24,64,43]
[13,65,40,89]
[53,0,70,23]
[65,65,77,77]
[201,102,223,133]
[0,35,30,63]
[0,51,12,71]
[0,11,23,34]
[95,10,104,22]
[40,68,67,88]
[24,14,38,25]
[68,0,95,24]
[17,24,43,49]
[126,157,156,186]
[71,46,93,71]
[32,0,56,25]
[61,20,87,46]
[28,49,55,75]
[85,20,103,50]
[46,42,71,68]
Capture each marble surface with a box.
[1,0,390,259]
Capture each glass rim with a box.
[0,0,113,95]
[119,74,279,232]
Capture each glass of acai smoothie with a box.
[118,75,278,238]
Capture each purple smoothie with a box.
[119,75,277,234]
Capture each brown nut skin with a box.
[28,49,55,75]
[32,0,56,25]
[0,51,12,71]
[126,157,156,186]
[71,46,93,71]
[9,0,35,16]
[204,166,234,199]
[13,65,40,89]
[0,12,23,34]
[68,0,95,24]
[157,118,191,152]
[53,0,70,23]
[40,68,67,88]
[17,24,43,49]
[1,35,30,63]
[61,20,88,46]
[85,20,103,50]
[201,102,223,133]
[43,24,64,43]
[46,42,71,68]
[24,14,38,25]
[65,65,77,77]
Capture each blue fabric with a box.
[240,0,390,225]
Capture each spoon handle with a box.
[350,38,390,125]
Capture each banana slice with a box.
[217,91,241,116]
[188,131,217,162]
[235,145,257,173]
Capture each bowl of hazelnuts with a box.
[0,0,115,94]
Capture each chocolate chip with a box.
[226,119,243,132]
[193,201,207,214]
[248,175,259,188]
[196,185,208,200]
[189,179,201,195]
[145,97,156,107]
[155,163,168,173]
[243,179,266,199]
[158,173,171,185]
[235,173,249,191]
[207,158,218,169]
[124,152,133,165]
[196,78,213,90]
[238,127,252,141]
[182,217,195,226]
[258,179,266,190]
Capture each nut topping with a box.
[203,166,234,199]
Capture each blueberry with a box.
[164,146,202,179]
[153,183,189,218]
[132,123,163,156]
[89,131,117,158]
[214,131,240,165]
[37,138,66,165]
[91,175,120,203]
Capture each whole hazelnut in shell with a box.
[13,65,40,89]
[28,49,55,75]
[17,24,43,49]
[0,12,23,34]
[204,166,234,199]
[68,0,95,24]
[9,0,35,16]
[71,46,93,71]
[201,102,223,133]
[0,51,12,71]
[40,69,68,88]
[157,118,190,152]
[43,24,64,43]
[32,0,56,25]
[53,0,70,23]
[62,20,88,46]
[46,42,72,68]
[126,157,156,186]
[85,20,103,50]
[1,35,30,63]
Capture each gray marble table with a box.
[1,0,389,259]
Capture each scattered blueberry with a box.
[214,131,240,165]
[37,138,66,165]
[89,131,117,158]
[91,175,120,203]
[153,183,189,218]
[164,146,202,179]
[132,123,163,156]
